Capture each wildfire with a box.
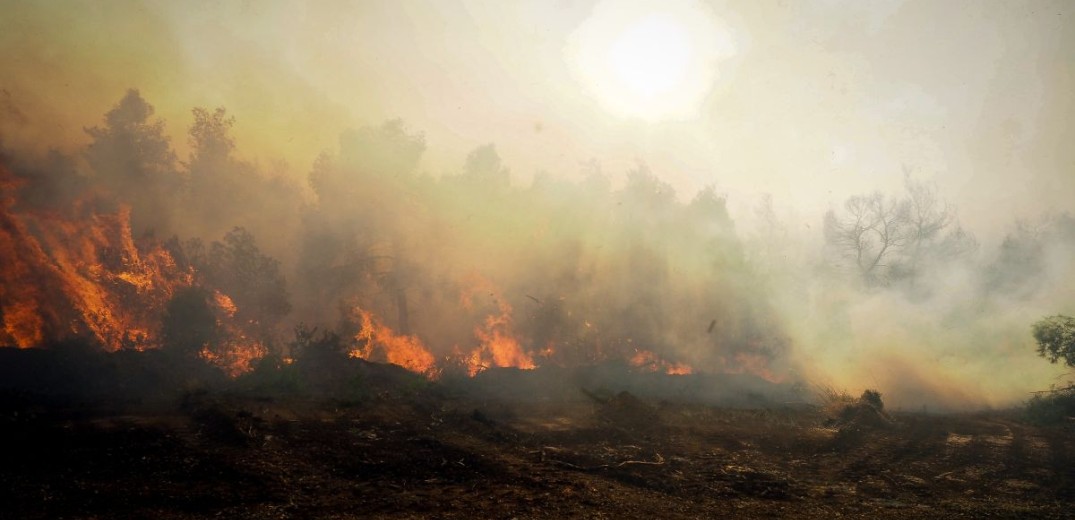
[213,291,238,317]
[198,290,267,376]
[199,340,266,377]
[453,276,538,375]
[0,166,182,351]
[465,298,536,376]
[2,159,783,383]
[1,301,44,348]
[629,349,694,375]
[350,307,439,379]
[0,162,270,376]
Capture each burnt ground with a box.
[1,378,1073,520]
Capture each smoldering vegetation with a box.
[1,89,1073,409]
[0,90,785,387]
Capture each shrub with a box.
[860,389,884,411]
[1032,315,1075,367]
[1024,387,1075,425]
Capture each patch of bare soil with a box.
[2,380,1073,520]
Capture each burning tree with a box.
[84,89,181,236]
[203,228,291,341]
[166,227,291,366]
[301,119,428,334]
[161,286,218,358]
[3,88,795,384]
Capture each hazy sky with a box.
[2,0,1072,235]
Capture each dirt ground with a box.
[2,379,1073,520]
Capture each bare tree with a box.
[824,192,909,286]
[826,177,976,291]
[901,176,953,287]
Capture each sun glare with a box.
[609,16,691,100]
[568,0,735,121]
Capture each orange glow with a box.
[1,301,44,347]
[0,168,65,347]
[200,339,266,377]
[729,352,784,383]
[2,157,786,382]
[464,293,535,376]
[351,307,439,379]
[199,291,266,376]
[537,342,557,360]
[0,163,266,375]
[666,363,694,376]
[213,291,238,318]
[629,349,694,375]
[453,275,539,375]
[0,164,184,351]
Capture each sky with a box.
[2,0,1072,237]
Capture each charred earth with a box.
[1,347,1072,519]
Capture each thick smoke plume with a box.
[2,1,1073,408]
[2,86,1072,408]
[0,90,789,384]
[745,182,1075,410]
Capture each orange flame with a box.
[0,166,183,351]
[2,158,785,383]
[629,349,694,375]
[200,340,266,377]
[1,301,44,347]
[465,297,535,376]
[213,291,238,318]
[0,163,268,376]
[350,307,439,379]
[198,290,266,376]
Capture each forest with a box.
[2,88,1074,410]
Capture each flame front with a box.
[0,159,782,382]
[629,349,694,375]
[350,307,439,379]
[0,163,268,376]
[0,167,182,351]
[466,298,535,376]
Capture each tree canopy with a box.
[1032,315,1075,368]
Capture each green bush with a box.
[234,354,301,395]
[1024,387,1075,425]
[860,389,884,411]
[1032,315,1075,367]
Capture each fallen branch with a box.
[1029,384,1075,395]
[539,447,665,470]
[615,453,665,467]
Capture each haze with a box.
[1,0,1073,409]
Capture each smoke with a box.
[746,190,1075,410]
[0,91,793,386]
[1,1,1073,408]
[295,120,787,375]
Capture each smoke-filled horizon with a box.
[3,1,1074,230]
[1,0,1073,409]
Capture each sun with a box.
[608,15,692,101]
[568,0,735,121]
